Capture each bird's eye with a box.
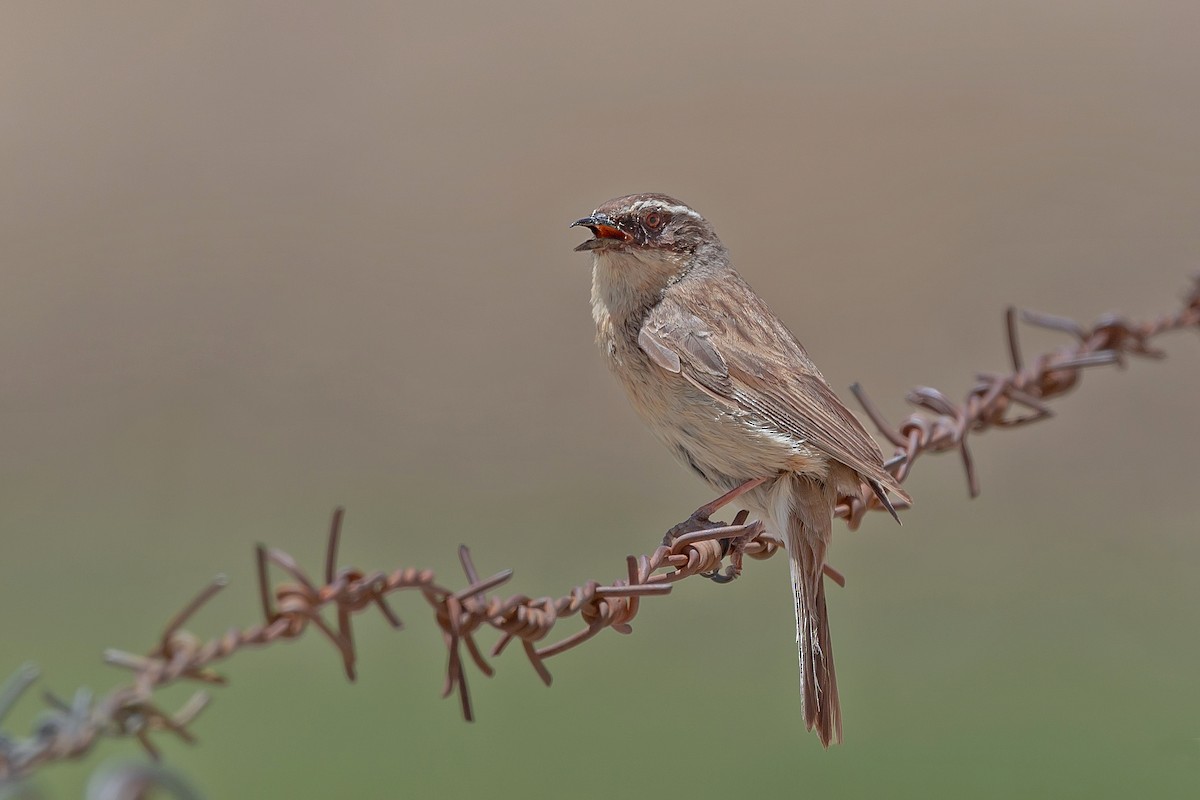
[644,211,663,231]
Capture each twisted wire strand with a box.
[1,278,1197,784]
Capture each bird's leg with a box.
[725,510,752,577]
[662,477,768,546]
[693,476,767,520]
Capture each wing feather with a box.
[638,284,907,501]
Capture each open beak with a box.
[571,214,633,251]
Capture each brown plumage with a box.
[573,193,909,746]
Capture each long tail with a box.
[769,473,842,747]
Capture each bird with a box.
[572,193,909,746]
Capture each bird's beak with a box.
[571,214,632,251]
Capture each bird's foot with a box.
[662,512,721,547]
[703,510,756,583]
[661,477,767,547]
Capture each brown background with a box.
[3,2,1199,797]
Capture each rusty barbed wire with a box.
[1,278,1197,786]
[839,276,1200,526]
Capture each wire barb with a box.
[1,278,1197,784]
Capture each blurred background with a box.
[3,2,1199,797]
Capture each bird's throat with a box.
[589,250,685,326]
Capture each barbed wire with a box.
[2,278,1197,789]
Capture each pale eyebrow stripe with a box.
[630,200,705,222]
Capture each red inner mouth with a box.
[592,223,630,240]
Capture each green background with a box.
[2,2,1199,797]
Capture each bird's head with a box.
[572,193,720,265]
[574,194,728,315]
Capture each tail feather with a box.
[772,474,843,747]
